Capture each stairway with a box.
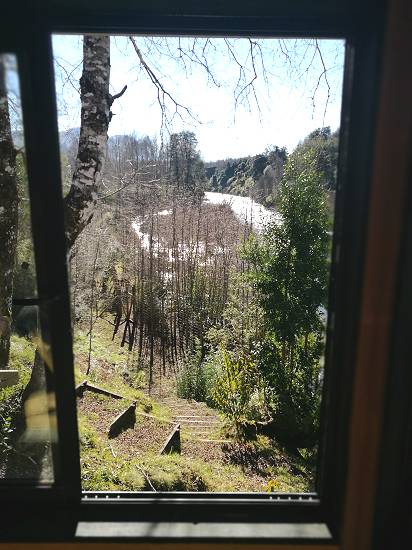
[157,396,225,441]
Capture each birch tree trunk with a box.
[0,55,18,369]
[64,35,125,250]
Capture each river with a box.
[204,191,278,232]
[132,191,278,251]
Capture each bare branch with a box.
[129,36,201,134]
[110,84,128,104]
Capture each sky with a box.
[52,35,345,162]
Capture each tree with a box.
[0,55,18,370]
[64,35,126,250]
[294,127,339,190]
[245,150,330,449]
[167,131,206,193]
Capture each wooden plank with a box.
[75,379,88,396]
[108,401,137,438]
[196,439,232,444]
[82,382,124,400]
[176,422,221,428]
[136,410,174,424]
[0,370,19,389]
[160,424,181,455]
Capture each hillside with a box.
[73,320,315,493]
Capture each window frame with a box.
[0,1,387,543]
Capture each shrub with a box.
[211,349,261,438]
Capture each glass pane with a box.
[0,54,55,483]
[53,35,344,493]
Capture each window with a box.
[52,33,344,497]
[0,0,396,544]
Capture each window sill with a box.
[75,521,333,542]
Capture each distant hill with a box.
[207,147,287,206]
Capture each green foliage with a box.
[294,126,339,191]
[256,154,329,341]
[244,150,330,449]
[176,339,218,402]
[211,147,287,202]
[220,272,265,354]
[0,335,35,453]
[211,349,261,436]
[168,131,206,193]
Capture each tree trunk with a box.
[64,35,112,250]
[0,55,18,369]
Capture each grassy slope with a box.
[0,327,314,492]
[74,320,314,493]
[0,335,36,455]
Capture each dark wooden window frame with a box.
[0,0,391,544]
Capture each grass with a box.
[1,328,314,493]
[73,319,169,419]
[78,406,312,493]
[79,420,257,492]
[0,335,36,454]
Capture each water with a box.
[132,192,278,250]
[204,191,278,232]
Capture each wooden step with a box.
[195,439,232,444]
[175,422,220,426]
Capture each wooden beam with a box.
[108,401,137,438]
[75,379,88,396]
[80,381,124,400]
[160,423,181,455]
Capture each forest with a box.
[0,37,339,492]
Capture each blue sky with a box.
[52,35,345,161]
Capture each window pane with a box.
[0,54,55,483]
[53,35,344,493]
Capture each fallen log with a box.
[160,423,181,455]
[109,401,137,438]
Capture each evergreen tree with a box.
[294,126,339,190]
[168,131,205,193]
[245,150,330,449]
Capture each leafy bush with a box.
[242,151,329,450]
[211,349,261,437]
[256,334,322,449]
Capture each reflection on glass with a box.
[0,54,55,483]
[53,35,344,492]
